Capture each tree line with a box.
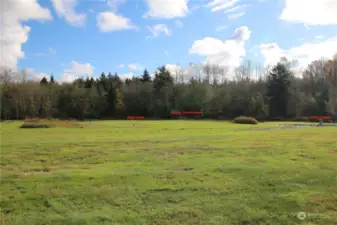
[1,56,336,121]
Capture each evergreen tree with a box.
[125,78,132,85]
[99,72,107,91]
[90,77,95,87]
[153,66,174,117]
[40,77,48,85]
[153,66,173,90]
[113,73,122,88]
[100,72,107,79]
[141,69,151,82]
[84,77,94,88]
[74,77,85,88]
[50,74,55,84]
[266,61,292,117]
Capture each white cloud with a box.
[207,0,255,20]
[144,0,189,19]
[24,68,49,81]
[0,0,52,70]
[228,11,246,19]
[224,4,250,19]
[215,25,228,31]
[166,64,183,74]
[107,0,127,11]
[65,61,94,76]
[207,0,240,12]
[224,4,250,14]
[1,0,52,21]
[165,50,169,55]
[280,0,337,25]
[165,64,185,81]
[119,72,134,80]
[60,60,94,83]
[175,20,184,28]
[315,35,324,39]
[117,64,125,68]
[207,0,250,19]
[34,47,56,57]
[150,72,156,79]
[33,72,49,81]
[189,26,252,72]
[48,47,56,54]
[97,12,137,32]
[230,25,251,40]
[259,37,337,73]
[146,24,172,38]
[51,0,86,27]
[164,63,212,83]
[190,38,228,56]
[128,63,144,71]
[259,43,284,68]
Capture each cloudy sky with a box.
[1,0,337,82]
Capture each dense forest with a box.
[1,56,336,121]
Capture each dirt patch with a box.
[251,160,266,164]
[307,194,333,208]
[195,145,225,151]
[22,165,82,176]
[229,153,244,157]
[146,188,185,193]
[23,169,50,175]
[171,167,194,171]
[156,152,185,159]
[298,153,316,159]
[310,194,328,201]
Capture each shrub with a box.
[20,118,84,129]
[233,116,258,125]
[20,123,54,128]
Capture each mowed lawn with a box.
[1,121,337,225]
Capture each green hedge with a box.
[233,116,258,125]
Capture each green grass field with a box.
[1,120,336,225]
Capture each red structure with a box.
[127,116,144,119]
[170,111,182,115]
[182,111,203,115]
[170,111,203,116]
[311,116,332,120]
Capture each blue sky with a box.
[1,0,337,82]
